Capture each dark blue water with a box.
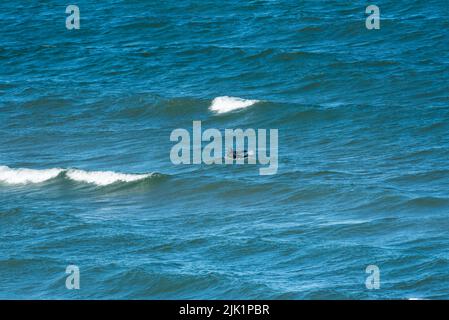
[1,0,449,299]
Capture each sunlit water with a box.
[0,0,448,299]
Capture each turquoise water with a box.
[1,0,449,299]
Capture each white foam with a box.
[0,165,153,186]
[0,165,63,184]
[66,169,152,186]
[209,96,259,114]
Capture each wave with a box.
[65,169,154,186]
[209,96,260,114]
[0,166,157,186]
[404,196,449,209]
[0,166,64,184]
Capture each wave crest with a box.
[66,169,153,186]
[209,96,259,114]
[0,166,156,186]
[0,166,63,184]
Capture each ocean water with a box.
[1,0,449,299]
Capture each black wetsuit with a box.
[232,150,249,159]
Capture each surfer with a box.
[228,148,249,159]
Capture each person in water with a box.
[228,148,249,159]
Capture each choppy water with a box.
[1,0,449,299]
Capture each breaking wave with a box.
[0,166,157,186]
[0,166,63,184]
[209,96,260,114]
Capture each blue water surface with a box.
[0,0,449,299]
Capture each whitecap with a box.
[209,96,260,114]
[0,165,154,186]
[65,169,152,186]
[0,165,63,184]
